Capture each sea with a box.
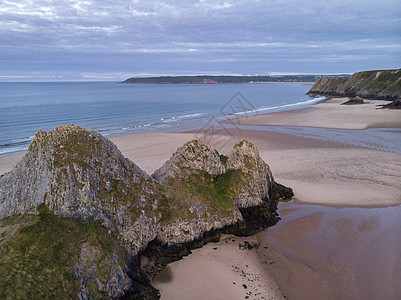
[1,81,400,156]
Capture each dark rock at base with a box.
[139,186,292,287]
[381,99,401,109]
[341,96,365,105]
[271,183,294,201]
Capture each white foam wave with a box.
[233,97,325,116]
[0,144,29,156]
[160,113,206,123]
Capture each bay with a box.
[0,82,316,155]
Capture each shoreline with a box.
[120,81,315,85]
[221,97,401,130]
[2,96,399,162]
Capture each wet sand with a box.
[260,201,401,300]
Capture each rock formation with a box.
[307,69,401,103]
[380,99,401,109]
[0,124,147,224]
[341,96,365,105]
[0,124,293,299]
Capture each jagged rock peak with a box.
[152,139,226,183]
[152,139,268,182]
[29,124,146,176]
[152,139,279,208]
[227,140,263,170]
[0,124,147,223]
[226,140,277,209]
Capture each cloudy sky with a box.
[1,0,400,81]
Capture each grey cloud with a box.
[0,0,400,80]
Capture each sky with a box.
[1,0,400,81]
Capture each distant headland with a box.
[307,69,401,108]
[120,74,350,84]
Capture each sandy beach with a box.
[1,99,400,299]
[0,154,24,177]
[152,234,285,300]
[221,97,401,129]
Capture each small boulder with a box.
[341,96,365,105]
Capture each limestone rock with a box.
[226,140,276,209]
[0,124,293,299]
[0,124,147,226]
[152,139,226,183]
[341,96,365,105]
[381,99,401,109]
[307,69,401,101]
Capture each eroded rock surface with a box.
[308,69,401,101]
[0,124,293,299]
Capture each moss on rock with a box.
[0,125,293,299]
[0,204,127,299]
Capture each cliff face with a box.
[0,125,292,299]
[308,69,401,100]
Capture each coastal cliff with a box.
[307,69,401,103]
[0,124,292,299]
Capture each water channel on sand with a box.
[258,200,401,300]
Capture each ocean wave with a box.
[0,137,31,146]
[232,97,325,116]
[160,112,206,123]
[0,133,41,156]
[0,144,29,156]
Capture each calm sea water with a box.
[0,82,318,156]
[2,81,400,157]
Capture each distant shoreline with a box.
[120,74,348,84]
[119,81,315,85]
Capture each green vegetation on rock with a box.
[0,205,125,300]
[120,74,341,84]
[308,69,401,101]
[238,241,259,250]
[0,125,294,299]
[215,149,228,165]
[182,170,236,213]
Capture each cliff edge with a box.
[307,69,401,104]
